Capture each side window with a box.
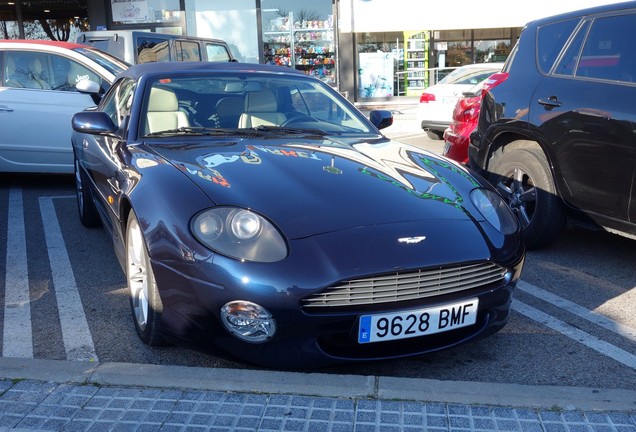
[4,51,53,89]
[205,44,231,62]
[101,79,135,128]
[2,51,101,92]
[554,21,590,76]
[575,14,636,83]
[2,51,18,88]
[175,41,201,62]
[136,37,170,63]
[51,55,102,91]
[536,18,580,74]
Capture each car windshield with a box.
[73,47,129,76]
[438,65,500,85]
[141,74,374,137]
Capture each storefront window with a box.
[111,0,182,27]
[445,41,471,67]
[355,32,404,99]
[433,28,518,69]
[475,40,512,63]
[261,0,336,86]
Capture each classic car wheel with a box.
[126,212,165,346]
[74,156,101,227]
[489,145,565,249]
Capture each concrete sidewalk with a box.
[0,358,635,431]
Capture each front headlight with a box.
[221,301,276,343]
[470,188,518,235]
[192,207,287,262]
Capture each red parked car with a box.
[442,91,480,164]
[442,73,508,165]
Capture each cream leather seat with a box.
[238,89,286,128]
[146,87,189,134]
[4,56,23,88]
[27,57,51,89]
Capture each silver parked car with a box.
[0,39,127,174]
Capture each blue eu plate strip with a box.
[358,315,371,343]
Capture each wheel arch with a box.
[485,132,564,196]
[486,132,543,171]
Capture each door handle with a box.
[538,96,562,109]
[0,105,14,112]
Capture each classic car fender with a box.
[113,146,216,273]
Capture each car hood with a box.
[143,136,484,239]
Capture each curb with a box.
[0,357,635,413]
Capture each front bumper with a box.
[149,220,525,368]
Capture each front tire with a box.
[126,211,165,346]
[488,145,566,249]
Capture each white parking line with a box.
[512,300,636,369]
[39,196,98,362]
[518,280,636,342]
[3,188,33,358]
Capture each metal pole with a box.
[15,0,24,39]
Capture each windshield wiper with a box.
[252,125,328,136]
[144,126,264,138]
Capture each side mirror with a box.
[76,79,101,94]
[369,110,393,130]
[72,111,118,136]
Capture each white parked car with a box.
[0,40,127,173]
[416,63,503,140]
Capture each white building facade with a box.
[89,0,626,101]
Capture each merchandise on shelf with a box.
[263,14,336,86]
[404,31,429,96]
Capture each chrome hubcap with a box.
[497,167,536,229]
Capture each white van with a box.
[76,31,236,65]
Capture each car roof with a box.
[0,39,86,50]
[77,30,229,45]
[119,61,306,80]
[526,0,636,27]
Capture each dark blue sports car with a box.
[71,62,524,368]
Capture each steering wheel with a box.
[282,112,318,126]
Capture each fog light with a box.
[220,301,276,343]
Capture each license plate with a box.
[358,299,479,344]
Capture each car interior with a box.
[140,76,369,136]
[238,88,287,128]
[146,86,191,134]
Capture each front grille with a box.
[302,262,507,308]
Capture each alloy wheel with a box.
[126,217,149,331]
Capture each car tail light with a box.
[480,72,509,97]
[453,95,481,124]
[419,92,436,103]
